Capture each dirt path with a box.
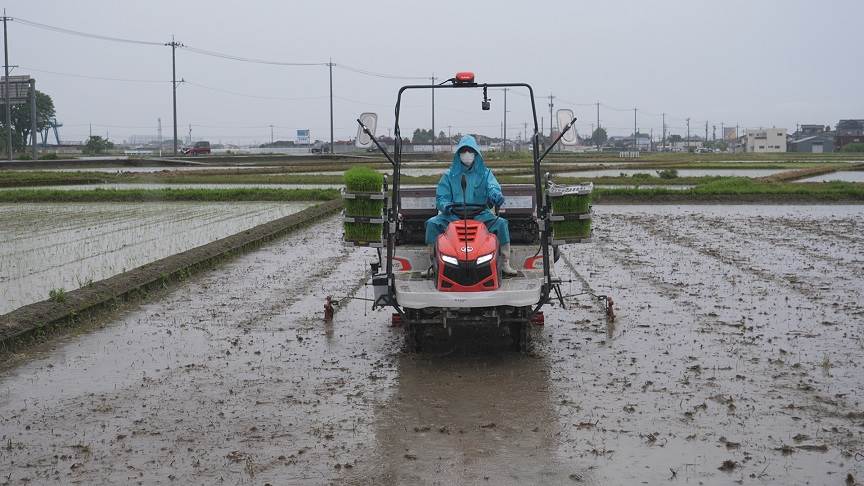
[1,207,863,485]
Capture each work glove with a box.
[489,191,504,208]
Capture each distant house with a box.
[609,133,651,150]
[789,135,834,153]
[744,128,787,153]
[834,119,864,150]
[797,124,830,137]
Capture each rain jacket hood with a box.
[449,135,487,176]
[435,135,503,214]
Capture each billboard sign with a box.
[0,76,32,105]
[296,129,310,144]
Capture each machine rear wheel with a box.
[509,321,531,353]
[405,321,421,352]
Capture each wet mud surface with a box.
[1,206,863,484]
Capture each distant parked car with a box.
[695,147,712,154]
[183,141,211,156]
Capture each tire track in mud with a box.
[547,208,864,484]
[623,212,864,320]
[620,214,844,309]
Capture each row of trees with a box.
[0,90,56,154]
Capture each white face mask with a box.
[459,151,475,167]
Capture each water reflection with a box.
[347,330,590,485]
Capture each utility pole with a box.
[166,36,183,155]
[595,101,601,149]
[3,11,11,160]
[328,60,334,154]
[704,121,708,146]
[431,74,435,154]
[686,118,691,151]
[269,124,274,145]
[503,87,508,153]
[548,94,554,137]
[662,113,666,150]
[712,124,716,142]
[633,107,638,151]
[447,125,452,152]
[188,124,192,145]
[29,78,36,160]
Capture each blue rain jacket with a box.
[424,135,510,245]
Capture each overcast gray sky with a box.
[8,0,864,144]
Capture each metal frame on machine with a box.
[357,74,577,320]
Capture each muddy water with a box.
[7,166,284,173]
[552,168,788,178]
[0,183,347,191]
[0,202,313,314]
[796,171,864,183]
[1,208,863,484]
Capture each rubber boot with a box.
[500,244,518,277]
[420,245,435,278]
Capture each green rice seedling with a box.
[343,198,385,217]
[550,194,592,214]
[552,220,591,240]
[343,222,383,243]
[344,166,384,192]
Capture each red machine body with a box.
[435,220,500,292]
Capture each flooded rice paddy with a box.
[796,171,864,183]
[0,206,862,484]
[0,183,347,191]
[0,202,313,314]
[7,166,284,173]
[550,168,789,178]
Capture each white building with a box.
[745,128,787,153]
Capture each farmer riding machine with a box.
[345,72,592,352]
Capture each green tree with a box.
[0,90,56,152]
[590,127,608,146]
[84,136,114,154]
[412,128,435,144]
[842,142,864,153]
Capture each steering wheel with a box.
[446,203,488,219]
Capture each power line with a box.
[333,62,426,80]
[13,16,163,46]
[185,80,329,101]
[181,45,326,66]
[19,65,169,83]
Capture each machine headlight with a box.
[441,255,459,265]
[476,253,494,265]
